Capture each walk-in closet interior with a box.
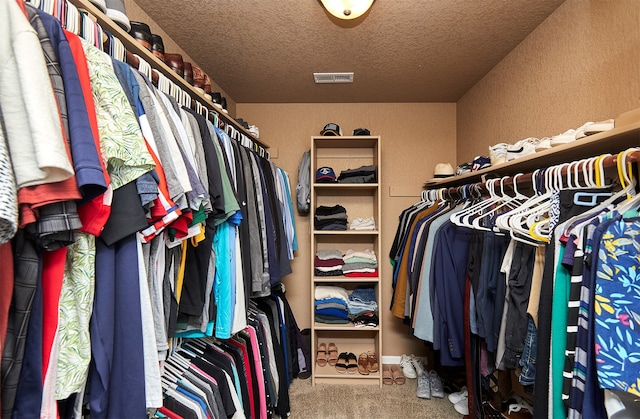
[1,0,639,418]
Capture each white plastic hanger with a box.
[472,174,529,232]
[451,179,499,227]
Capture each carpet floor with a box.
[288,374,462,418]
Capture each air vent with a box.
[313,72,354,84]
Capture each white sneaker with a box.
[506,137,539,161]
[550,128,576,146]
[583,118,614,136]
[489,143,508,165]
[448,387,468,404]
[534,137,552,152]
[454,397,470,415]
[399,354,417,379]
[409,355,424,376]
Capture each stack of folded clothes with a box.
[349,216,376,230]
[337,165,377,183]
[314,204,348,230]
[315,285,350,324]
[342,249,378,277]
[348,286,379,327]
[314,249,344,277]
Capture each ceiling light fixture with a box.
[320,0,374,20]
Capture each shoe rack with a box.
[424,107,640,189]
[67,0,270,155]
[310,136,383,386]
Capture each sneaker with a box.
[416,371,431,399]
[489,143,508,165]
[410,355,424,376]
[506,137,539,161]
[428,370,445,398]
[550,128,577,146]
[454,397,469,415]
[534,137,552,152]
[400,354,417,379]
[448,387,468,404]
[583,118,614,136]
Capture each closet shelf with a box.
[69,0,269,151]
[425,113,640,189]
[312,230,379,236]
[313,276,380,283]
[314,324,380,331]
[313,183,379,190]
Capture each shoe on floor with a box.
[416,371,431,399]
[448,386,468,404]
[428,370,445,398]
[399,354,417,379]
[409,354,424,376]
[454,397,469,415]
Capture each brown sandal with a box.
[358,353,370,375]
[316,343,328,367]
[367,351,379,373]
[391,364,405,385]
[327,343,339,366]
[382,365,393,385]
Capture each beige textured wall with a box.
[237,103,456,357]
[457,0,640,163]
[125,0,237,115]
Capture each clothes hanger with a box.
[450,179,498,227]
[472,174,529,232]
[561,152,637,238]
[610,148,640,214]
[506,165,562,245]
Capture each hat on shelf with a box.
[316,166,337,182]
[105,0,130,32]
[426,163,455,184]
[353,128,371,136]
[321,123,342,136]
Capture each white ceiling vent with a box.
[314,72,354,84]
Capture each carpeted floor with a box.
[288,374,462,418]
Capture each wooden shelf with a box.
[311,136,383,387]
[69,0,270,152]
[425,112,640,189]
[313,276,380,283]
[314,323,380,331]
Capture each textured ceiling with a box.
[132,0,566,103]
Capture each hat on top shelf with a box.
[426,163,455,184]
[321,123,342,136]
[316,166,337,182]
[353,128,371,136]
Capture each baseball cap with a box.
[321,123,342,136]
[316,166,337,182]
[353,128,370,136]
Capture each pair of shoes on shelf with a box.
[336,352,358,374]
[356,351,379,375]
[399,354,424,379]
[316,342,339,367]
[550,119,615,146]
[416,370,445,399]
